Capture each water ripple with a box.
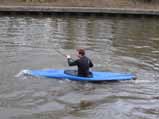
[0,15,159,119]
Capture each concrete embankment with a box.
[0,5,159,16]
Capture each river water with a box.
[0,14,159,119]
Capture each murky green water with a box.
[0,14,159,119]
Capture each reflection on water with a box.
[0,14,159,119]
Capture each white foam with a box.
[15,69,31,77]
[133,80,157,83]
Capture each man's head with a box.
[76,48,85,58]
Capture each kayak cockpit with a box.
[64,70,93,78]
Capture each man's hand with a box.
[66,55,71,59]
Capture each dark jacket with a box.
[67,56,93,77]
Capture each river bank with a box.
[1,5,159,16]
[0,0,159,15]
[1,0,159,9]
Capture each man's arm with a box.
[67,58,78,66]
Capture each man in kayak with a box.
[66,48,93,77]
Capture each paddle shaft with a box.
[54,48,67,57]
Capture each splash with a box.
[15,69,31,78]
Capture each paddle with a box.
[54,48,67,57]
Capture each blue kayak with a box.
[24,69,136,81]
